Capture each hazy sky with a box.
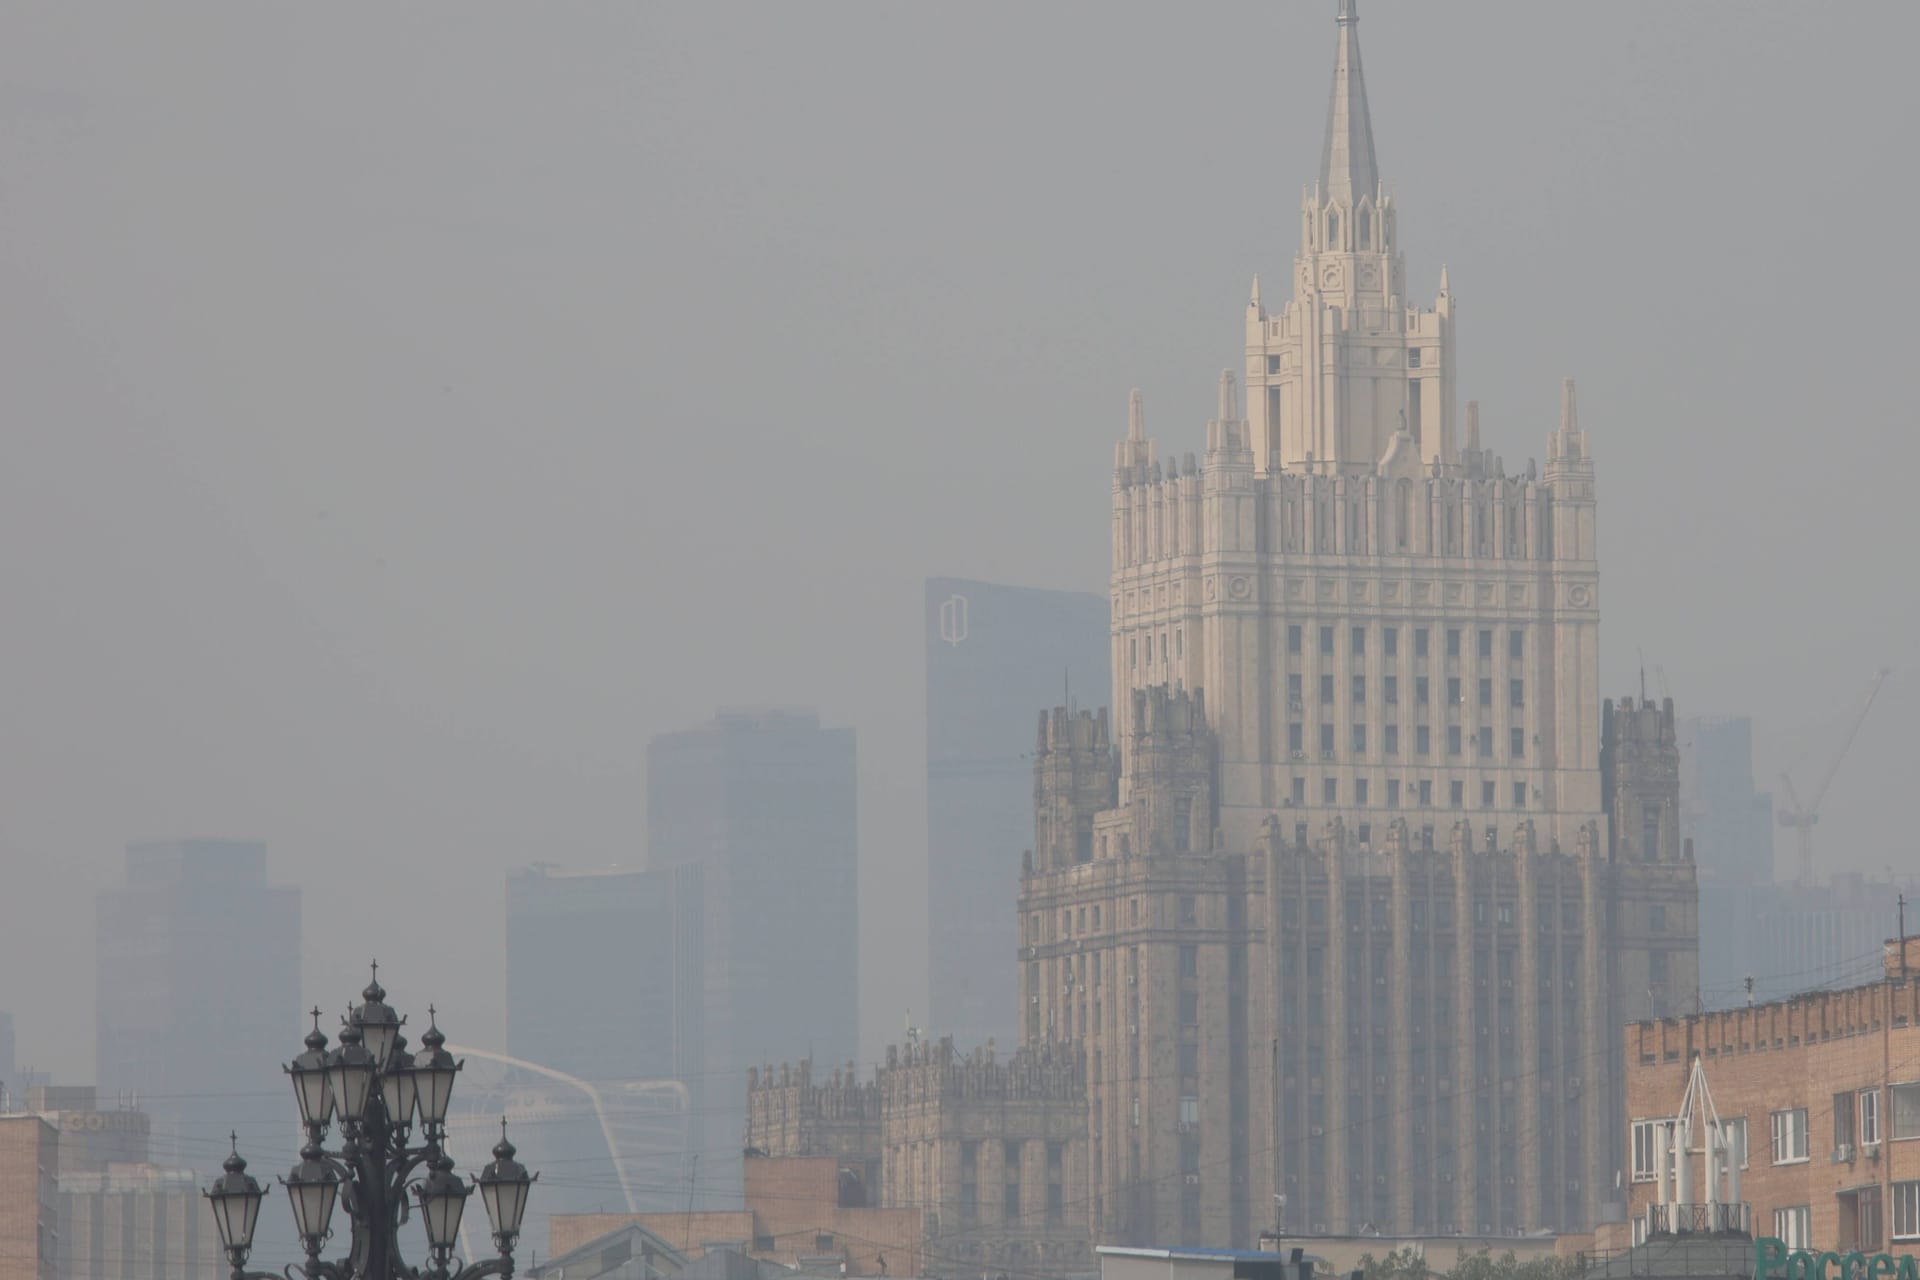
[2,2,1915,1082]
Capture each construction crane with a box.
[1777,668,1891,884]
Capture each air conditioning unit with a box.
[1031,996,1040,1005]
[1869,1144,1883,1162]
[1127,975,1137,986]
[1311,1126,1325,1138]
[1129,1025,1139,1037]
[1184,1175,1201,1186]
[1442,1173,1454,1184]
[1834,1143,1855,1164]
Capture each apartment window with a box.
[1772,1108,1809,1163]
[1863,1089,1882,1146]
[1289,625,1303,656]
[1352,724,1367,753]
[1509,629,1524,660]
[1289,674,1303,705]
[1631,1120,1668,1185]
[1353,675,1367,705]
[1892,1082,1920,1139]
[1180,896,1198,925]
[1895,1181,1920,1241]
[1447,629,1462,658]
[1320,626,1335,656]
[1320,674,1335,703]
[1650,951,1668,983]
[1174,794,1192,853]
[1175,628,1183,658]
[1179,1042,1200,1075]
[1130,639,1137,670]
[1414,628,1430,658]
[1478,727,1493,756]
[1481,781,1495,808]
[1384,628,1399,657]
[1511,728,1525,758]
[1324,778,1338,805]
[1448,677,1462,706]
[1858,1188,1885,1251]
[1295,821,1307,846]
[1510,679,1525,709]
[1180,1096,1199,1126]
[1419,781,1433,806]
[1180,945,1199,978]
[1417,726,1431,755]
[1449,781,1464,809]
[1385,675,1399,705]
[1292,777,1306,805]
[1478,629,1493,660]
[1651,904,1667,932]
[1385,725,1400,755]
[1179,990,1200,1024]
[1448,726,1462,755]
[1352,626,1367,656]
[1775,1206,1812,1250]
[1005,1182,1021,1217]
[1416,676,1431,704]
[1388,779,1401,806]
[1355,779,1370,805]
[1512,782,1527,809]
[1289,723,1304,752]
[1835,1092,1857,1152]
[1321,723,1335,754]
[1478,678,1493,708]
[1644,803,1662,862]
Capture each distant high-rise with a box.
[1679,715,1774,887]
[647,709,857,1196]
[94,841,300,1170]
[925,578,1109,1047]
[506,863,699,1083]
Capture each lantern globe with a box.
[286,1009,334,1130]
[353,963,403,1069]
[203,1141,266,1255]
[415,1152,470,1252]
[411,1012,462,1131]
[326,1022,377,1126]
[380,1031,417,1131]
[281,1144,340,1248]
[476,1120,537,1245]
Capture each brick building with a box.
[1623,937,1920,1254]
[0,1115,58,1280]
[741,1041,1093,1277]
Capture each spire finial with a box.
[1250,274,1262,311]
[1320,0,1379,209]
[1127,389,1146,442]
[1560,378,1579,436]
[1465,401,1481,451]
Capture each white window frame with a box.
[1862,1088,1883,1147]
[1772,1107,1809,1165]
[1774,1205,1811,1249]
[1630,1119,1659,1183]
[1893,1082,1920,1141]
[1894,1181,1920,1242]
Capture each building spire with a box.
[1320,0,1379,210]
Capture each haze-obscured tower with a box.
[1020,1,1696,1244]
[926,578,1110,1047]
[647,709,857,1201]
[94,840,300,1171]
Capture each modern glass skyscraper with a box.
[94,840,300,1173]
[924,577,1109,1048]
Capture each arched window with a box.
[1326,210,1340,248]
[1396,480,1412,550]
[1357,208,1372,248]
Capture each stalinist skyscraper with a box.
[1020,0,1697,1246]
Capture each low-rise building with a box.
[0,1115,58,1280]
[1623,937,1920,1254]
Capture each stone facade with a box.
[1016,0,1699,1247]
[1623,939,1920,1255]
[743,1042,1093,1277]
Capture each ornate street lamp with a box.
[206,967,533,1280]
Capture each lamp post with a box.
[204,964,536,1280]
